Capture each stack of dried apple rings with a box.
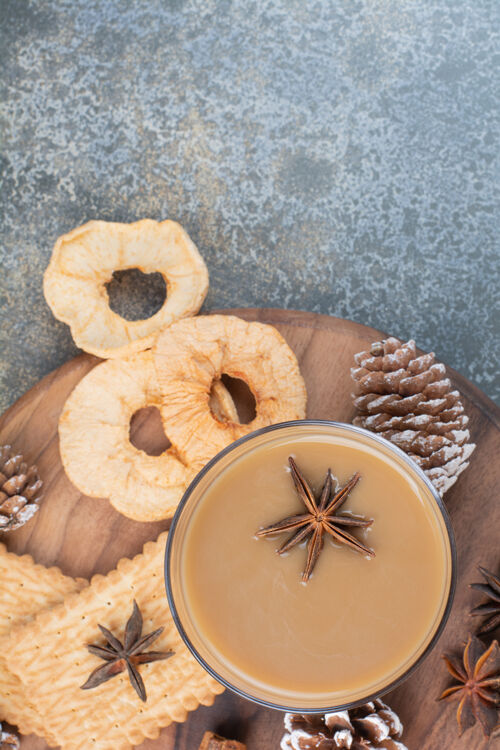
[48,220,307,522]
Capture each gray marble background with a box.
[1,0,499,414]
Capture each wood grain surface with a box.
[0,308,498,750]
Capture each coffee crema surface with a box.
[178,426,452,706]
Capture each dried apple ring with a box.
[153,315,307,468]
[44,219,209,358]
[59,350,236,522]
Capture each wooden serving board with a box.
[0,309,498,750]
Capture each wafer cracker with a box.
[0,543,86,738]
[6,533,224,750]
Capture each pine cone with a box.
[281,700,408,749]
[0,445,43,531]
[0,723,20,750]
[351,338,475,496]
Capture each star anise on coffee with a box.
[81,600,173,702]
[439,635,500,737]
[256,457,374,583]
[470,566,500,636]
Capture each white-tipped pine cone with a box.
[0,445,43,531]
[0,722,20,750]
[351,337,475,496]
[281,700,408,749]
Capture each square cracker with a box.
[0,543,86,738]
[5,532,225,750]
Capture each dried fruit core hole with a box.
[129,406,171,456]
[105,269,166,321]
[215,374,257,425]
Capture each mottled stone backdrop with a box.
[1,0,499,412]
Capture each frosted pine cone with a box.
[0,722,20,750]
[0,445,43,531]
[351,338,475,496]
[281,701,408,749]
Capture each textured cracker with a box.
[0,543,86,738]
[5,533,224,750]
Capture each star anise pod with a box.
[470,566,500,636]
[81,600,173,702]
[256,457,374,583]
[439,635,500,737]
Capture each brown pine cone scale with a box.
[351,338,475,495]
[281,700,408,749]
[0,445,43,531]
